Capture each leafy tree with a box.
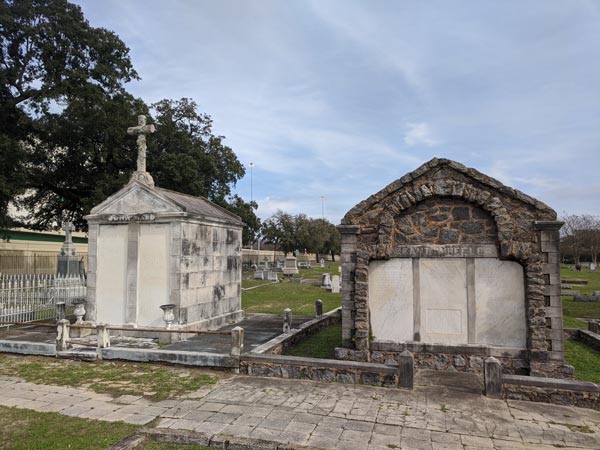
[0,0,138,227]
[2,2,251,231]
[149,98,245,204]
[261,211,340,259]
[222,195,260,246]
[17,92,145,230]
[261,210,296,255]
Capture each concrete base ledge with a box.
[251,306,341,355]
[577,329,600,352]
[243,353,397,374]
[99,347,234,368]
[503,375,598,393]
[141,427,314,450]
[241,353,400,387]
[0,340,56,356]
[371,340,526,358]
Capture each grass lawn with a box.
[564,339,600,385]
[242,261,341,316]
[284,322,342,359]
[0,406,139,450]
[0,354,218,400]
[560,265,600,329]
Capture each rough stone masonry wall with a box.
[338,158,569,378]
[394,198,497,246]
[178,222,242,327]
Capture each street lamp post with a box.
[249,162,254,204]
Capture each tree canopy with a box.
[261,210,340,260]
[0,0,258,232]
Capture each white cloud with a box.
[403,122,439,147]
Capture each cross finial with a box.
[62,222,73,244]
[127,115,155,173]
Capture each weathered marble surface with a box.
[96,225,128,324]
[368,257,526,348]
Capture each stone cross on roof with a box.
[127,115,155,173]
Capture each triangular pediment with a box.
[342,158,555,224]
[90,181,183,215]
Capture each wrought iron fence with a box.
[0,274,86,325]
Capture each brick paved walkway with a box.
[1,371,599,449]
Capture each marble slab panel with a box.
[420,258,468,344]
[368,259,414,341]
[474,259,526,347]
[96,225,128,325]
[137,224,170,327]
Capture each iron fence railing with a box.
[0,274,86,325]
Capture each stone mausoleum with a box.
[85,115,244,330]
[337,158,572,378]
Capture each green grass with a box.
[284,322,342,359]
[0,405,139,450]
[560,265,600,329]
[564,339,600,385]
[242,279,341,316]
[0,354,217,400]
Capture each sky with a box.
[74,0,600,223]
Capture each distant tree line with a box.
[0,0,260,242]
[260,210,340,261]
[560,214,600,265]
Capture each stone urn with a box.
[72,299,86,324]
[160,304,177,329]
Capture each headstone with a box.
[320,258,325,268]
[275,258,284,269]
[266,271,278,281]
[263,257,270,270]
[283,255,299,276]
[57,222,81,276]
[573,295,598,303]
[588,321,599,334]
[321,273,332,290]
[254,270,264,280]
[85,115,244,332]
[590,263,597,272]
[593,291,600,297]
[337,158,569,377]
[561,290,580,296]
[331,275,340,294]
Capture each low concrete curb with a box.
[0,339,55,356]
[99,347,235,367]
[140,428,325,450]
[503,374,600,408]
[241,353,401,388]
[251,307,341,355]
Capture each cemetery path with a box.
[1,371,599,450]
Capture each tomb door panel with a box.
[368,259,414,341]
[474,259,526,347]
[96,225,128,325]
[137,224,170,327]
[420,258,468,344]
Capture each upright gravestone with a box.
[283,255,299,276]
[337,158,572,379]
[57,222,80,276]
[85,115,244,331]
